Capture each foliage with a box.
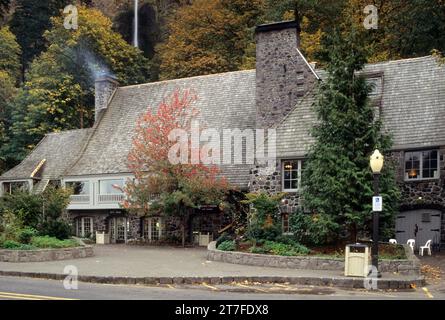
[3,6,150,168]
[249,240,310,256]
[30,235,78,248]
[289,210,338,245]
[0,26,21,81]
[217,239,236,251]
[216,232,233,247]
[241,192,284,242]
[0,208,23,242]
[1,240,36,250]
[158,0,265,80]
[301,29,400,242]
[0,186,72,239]
[17,227,38,244]
[123,89,229,246]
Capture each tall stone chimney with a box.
[95,74,119,122]
[255,20,318,129]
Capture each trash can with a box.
[344,243,370,277]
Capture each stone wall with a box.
[249,161,300,214]
[0,246,94,263]
[255,22,316,129]
[207,242,420,275]
[390,148,445,243]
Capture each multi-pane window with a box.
[282,160,302,192]
[66,181,90,195]
[2,181,28,195]
[99,179,124,194]
[76,217,94,238]
[144,217,163,242]
[405,150,439,180]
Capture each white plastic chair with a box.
[420,240,432,256]
[407,239,415,252]
[389,239,397,244]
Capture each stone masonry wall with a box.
[255,23,316,129]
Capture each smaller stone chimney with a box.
[95,74,119,122]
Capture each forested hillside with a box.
[0,0,444,173]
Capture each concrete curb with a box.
[0,270,425,290]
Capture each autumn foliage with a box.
[123,89,229,245]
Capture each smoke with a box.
[69,42,115,81]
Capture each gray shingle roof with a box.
[66,70,257,189]
[276,56,445,157]
[0,129,92,181]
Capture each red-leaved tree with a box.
[122,89,229,246]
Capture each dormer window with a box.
[405,150,439,181]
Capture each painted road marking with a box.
[235,283,267,293]
[422,287,434,299]
[0,291,78,300]
[0,294,43,300]
[201,283,219,291]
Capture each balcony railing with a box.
[98,194,125,204]
[70,195,90,203]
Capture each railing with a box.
[70,195,90,203]
[98,194,125,204]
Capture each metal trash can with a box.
[344,243,370,277]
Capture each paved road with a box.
[0,276,443,300]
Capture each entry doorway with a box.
[109,217,128,243]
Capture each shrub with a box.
[249,245,267,254]
[39,220,72,240]
[217,240,236,251]
[17,227,38,244]
[263,241,310,256]
[289,211,338,246]
[216,232,233,247]
[2,240,36,250]
[30,236,78,248]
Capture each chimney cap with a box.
[95,73,119,84]
[255,20,301,33]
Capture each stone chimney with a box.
[255,20,318,129]
[95,74,119,122]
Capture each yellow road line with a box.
[235,283,267,293]
[422,287,434,299]
[0,294,43,300]
[0,291,78,300]
[201,283,219,291]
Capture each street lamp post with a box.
[370,149,384,278]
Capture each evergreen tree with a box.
[301,29,400,242]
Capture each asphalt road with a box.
[0,276,443,300]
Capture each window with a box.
[2,181,29,195]
[66,181,90,195]
[405,150,439,181]
[99,179,124,194]
[76,217,94,238]
[282,160,302,192]
[143,217,163,242]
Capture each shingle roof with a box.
[276,56,445,157]
[66,70,257,189]
[0,129,92,180]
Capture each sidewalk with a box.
[0,245,424,289]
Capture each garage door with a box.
[395,209,441,248]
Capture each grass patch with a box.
[29,236,79,249]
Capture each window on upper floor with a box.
[2,181,29,195]
[99,179,124,195]
[405,150,440,181]
[282,160,302,192]
[66,181,90,195]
